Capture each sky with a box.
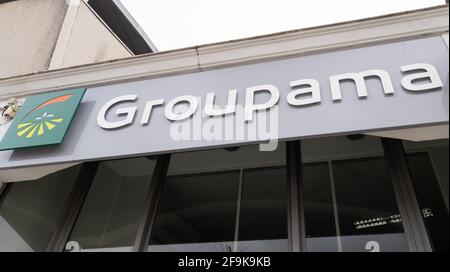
[119,0,446,51]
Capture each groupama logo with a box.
[16,94,73,139]
[0,89,85,151]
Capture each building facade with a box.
[0,1,448,252]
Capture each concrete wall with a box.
[49,0,133,69]
[0,0,133,78]
[0,0,67,79]
[0,0,133,182]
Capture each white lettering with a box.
[165,95,198,121]
[330,69,394,100]
[287,79,321,106]
[140,99,164,125]
[401,63,443,91]
[96,63,443,131]
[204,89,237,116]
[244,84,279,121]
[97,95,137,129]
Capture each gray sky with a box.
[120,0,445,51]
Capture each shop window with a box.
[0,165,81,252]
[404,139,449,252]
[237,167,288,251]
[302,136,409,252]
[65,157,156,252]
[148,144,288,252]
[149,170,240,251]
[303,163,338,251]
[332,158,408,251]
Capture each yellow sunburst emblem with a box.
[16,112,64,139]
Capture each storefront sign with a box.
[0,36,448,169]
[96,63,442,129]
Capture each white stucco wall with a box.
[0,0,132,79]
[49,0,133,69]
[0,0,68,79]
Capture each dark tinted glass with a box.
[149,144,287,252]
[149,171,240,251]
[303,163,338,251]
[406,152,449,252]
[301,136,409,252]
[332,158,409,251]
[237,167,288,251]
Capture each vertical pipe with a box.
[328,161,342,252]
[46,162,99,252]
[286,141,306,252]
[233,168,244,252]
[133,154,171,252]
[382,138,432,252]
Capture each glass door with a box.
[302,135,410,252]
[147,144,288,252]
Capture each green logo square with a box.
[0,88,86,151]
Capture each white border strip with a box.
[0,5,448,99]
[442,32,449,48]
[49,0,82,70]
